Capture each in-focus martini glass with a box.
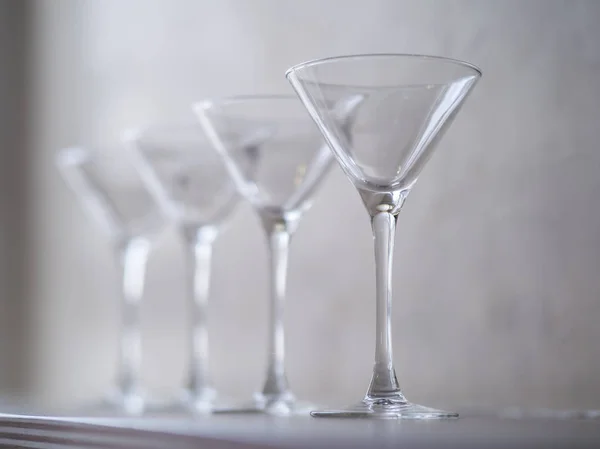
[286,54,481,419]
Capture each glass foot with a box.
[76,390,146,416]
[179,387,217,414]
[311,400,458,419]
[214,392,313,416]
[147,388,216,415]
[105,389,145,415]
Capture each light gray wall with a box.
[18,0,600,410]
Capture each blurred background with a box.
[1,0,600,412]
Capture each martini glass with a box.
[56,146,164,415]
[286,54,482,419]
[194,95,353,415]
[126,122,242,414]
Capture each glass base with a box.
[146,387,216,415]
[76,390,146,417]
[179,387,217,414]
[214,392,313,416]
[311,400,458,419]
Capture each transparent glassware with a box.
[194,95,350,416]
[286,54,482,419]
[125,122,242,414]
[56,146,164,415]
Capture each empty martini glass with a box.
[126,122,244,414]
[194,95,357,415]
[286,54,481,419]
[56,145,164,415]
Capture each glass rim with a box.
[122,121,206,144]
[285,53,482,80]
[193,94,300,112]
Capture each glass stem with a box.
[182,226,217,400]
[116,236,150,410]
[260,216,293,399]
[365,211,406,403]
